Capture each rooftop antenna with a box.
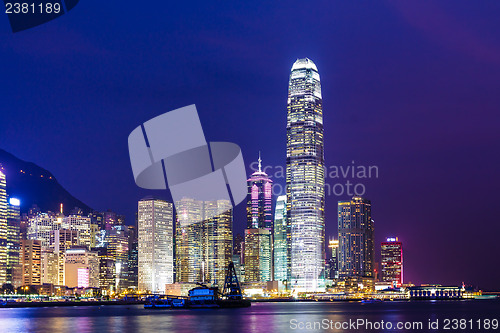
[258,151,262,173]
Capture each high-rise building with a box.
[27,212,60,247]
[64,247,99,288]
[273,195,290,282]
[244,155,273,282]
[41,247,59,285]
[62,215,92,249]
[175,198,233,287]
[94,247,116,293]
[327,239,339,280]
[286,58,325,290]
[106,225,129,291]
[246,155,273,229]
[244,228,271,282]
[0,170,9,284]
[204,200,233,287]
[20,239,42,286]
[126,225,138,289]
[7,197,21,287]
[138,197,174,293]
[381,237,403,288]
[175,197,204,283]
[338,197,374,280]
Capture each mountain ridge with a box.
[0,148,92,214]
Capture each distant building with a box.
[106,225,129,290]
[327,239,339,280]
[64,247,99,288]
[244,228,271,282]
[41,247,59,285]
[0,169,7,284]
[27,212,59,247]
[175,198,233,288]
[7,197,21,287]
[246,155,273,229]
[138,197,174,293]
[126,225,138,289]
[20,239,42,285]
[338,197,374,280]
[381,237,403,287]
[273,195,290,282]
[94,247,115,292]
[62,215,92,249]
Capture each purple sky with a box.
[1,1,500,289]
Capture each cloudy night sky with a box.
[1,1,500,289]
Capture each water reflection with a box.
[0,301,498,333]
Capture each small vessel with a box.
[144,296,172,309]
[188,286,220,308]
[474,295,498,300]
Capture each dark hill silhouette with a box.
[0,148,92,214]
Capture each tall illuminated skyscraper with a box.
[175,198,233,287]
[338,197,374,280]
[7,197,21,286]
[246,154,272,229]
[286,58,325,290]
[244,155,273,282]
[138,197,174,293]
[0,169,8,285]
[273,195,289,282]
[381,237,403,287]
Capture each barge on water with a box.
[145,262,251,309]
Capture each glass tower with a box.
[175,198,233,287]
[286,58,325,290]
[273,195,290,282]
[338,196,374,279]
[246,154,273,229]
[381,237,403,287]
[0,169,8,285]
[138,197,174,293]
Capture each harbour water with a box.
[0,300,498,333]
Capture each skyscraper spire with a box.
[258,151,262,173]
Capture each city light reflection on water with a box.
[0,301,498,333]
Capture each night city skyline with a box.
[2,0,500,294]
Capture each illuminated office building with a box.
[273,195,290,282]
[106,225,129,290]
[286,58,325,290]
[175,197,204,283]
[138,197,174,293]
[7,197,21,286]
[175,198,233,287]
[27,212,60,247]
[244,228,271,282]
[328,239,339,280]
[381,237,403,288]
[62,215,92,249]
[95,247,116,292]
[64,247,99,288]
[126,225,138,289]
[338,197,374,279]
[246,155,272,229]
[20,239,42,285]
[0,170,8,284]
[244,156,273,282]
[41,248,59,285]
[204,200,233,287]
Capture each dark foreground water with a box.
[0,300,499,333]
